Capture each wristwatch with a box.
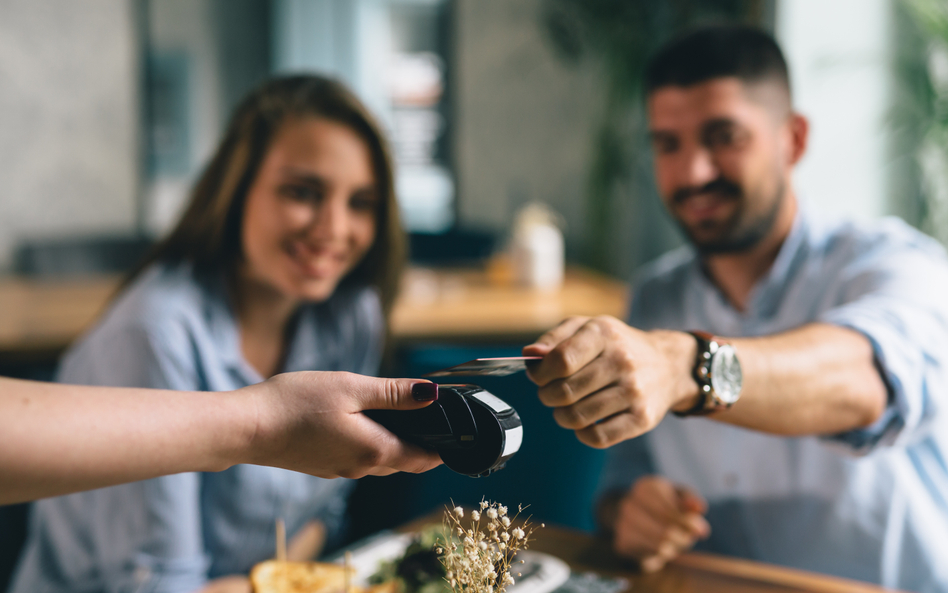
[673,331,743,417]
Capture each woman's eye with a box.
[281,184,322,202]
[350,193,378,213]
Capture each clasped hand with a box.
[523,316,698,448]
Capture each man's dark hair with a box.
[645,25,791,99]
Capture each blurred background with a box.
[1,0,947,586]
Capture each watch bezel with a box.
[709,343,742,406]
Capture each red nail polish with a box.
[411,382,439,402]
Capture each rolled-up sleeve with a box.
[818,224,948,452]
[58,323,212,593]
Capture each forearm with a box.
[709,323,888,435]
[0,378,254,504]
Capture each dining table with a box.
[0,265,629,365]
[399,515,902,593]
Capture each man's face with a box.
[648,77,794,254]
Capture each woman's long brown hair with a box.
[131,75,405,317]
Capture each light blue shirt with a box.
[598,208,948,592]
[11,263,385,593]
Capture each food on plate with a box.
[251,560,397,593]
[369,526,449,593]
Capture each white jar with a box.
[511,203,565,291]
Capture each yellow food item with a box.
[251,560,398,593]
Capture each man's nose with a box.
[679,146,719,188]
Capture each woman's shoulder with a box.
[316,284,383,330]
[63,263,220,364]
[104,262,216,334]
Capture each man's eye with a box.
[651,137,679,155]
[707,128,744,149]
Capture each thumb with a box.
[358,377,439,411]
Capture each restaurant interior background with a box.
[1,0,947,587]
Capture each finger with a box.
[638,481,708,540]
[680,512,711,539]
[676,486,708,515]
[640,555,667,573]
[529,320,608,387]
[538,355,617,408]
[636,477,685,520]
[380,447,443,475]
[523,317,591,357]
[551,385,631,430]
[349,414,443,475]
[614,501,668,557]
[573,411,646,449]
[659,524,699,552]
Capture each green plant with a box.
[896,0,948,243]
[540,0,767,273]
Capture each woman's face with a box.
[240,117,379,303]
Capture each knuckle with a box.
[358,446,386,470]
[555,405,586,430]
[614,349,636,374]
[547,347,576,375]
[581,425,611,449]
[555,379,577,405]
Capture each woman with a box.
[12,75,409,593]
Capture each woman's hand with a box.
[239,372,443,479]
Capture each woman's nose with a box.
[308,196,348,241]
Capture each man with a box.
[524,26,948,590]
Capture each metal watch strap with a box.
[673,330,718,417]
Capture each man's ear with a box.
[787,112,809,166]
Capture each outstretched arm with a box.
[523,316,886,448]
[0,372,441,505]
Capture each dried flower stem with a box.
[436,500,542,593]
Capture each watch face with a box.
[710,344,743,405]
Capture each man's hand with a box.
[523,316,698,448]
[242,372,443,479]
[607,476,710,573]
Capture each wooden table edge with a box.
[397,514,902,593]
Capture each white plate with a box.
[337,532,571,593]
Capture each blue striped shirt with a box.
[599,208,948,591]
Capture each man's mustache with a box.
[672,178,742,205]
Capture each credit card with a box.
[423,356,543,378]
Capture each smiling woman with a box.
[9,76,405,593]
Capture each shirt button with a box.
[724,473,739,489]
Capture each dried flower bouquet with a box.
[436,501,543,593]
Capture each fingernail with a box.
[412,382,439,402]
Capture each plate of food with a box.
[336,527,571,593]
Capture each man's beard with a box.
[670,176,785,256]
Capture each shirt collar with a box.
[687,203,811,320]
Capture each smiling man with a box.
[523,26,948,590]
